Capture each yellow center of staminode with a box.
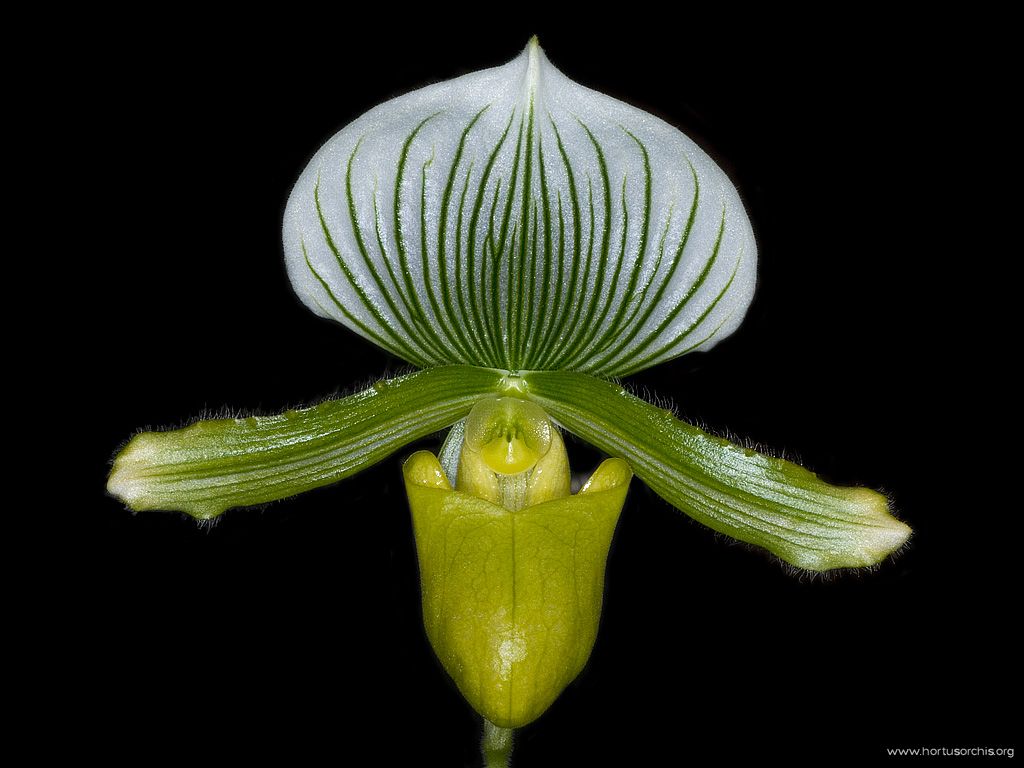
[464,397,552,475]
[458,397,569,511]
[479,421,544,475]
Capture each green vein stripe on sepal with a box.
[533,189,567,364]
[504,219,519,367]
[392,113,457,361]
[454,164,492,366]
[581,129,653,363]
[615,245,744,376]
[526,137,557,363]
[522,201,544,362]
[438,106,490,365]
[554,120,612,369]
[550,174,596,370]
[524,370,911,571]
[419,149,469,362]
[371,181,419,329]
[311,183,426,366]
[584,160,701,375]
[107,366,505,520]
[513,96,536,368]
[497,121,525,348]
[569,175,629,368]
[340,144,435,365]
[536,117,583,370]
[592,198,723,377]
[480,182,505,365]
[300,241,420,364]
[490,117,526,368]
[467,111,515,368]
[615,206,676,348]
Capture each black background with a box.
[69,18,1012,766]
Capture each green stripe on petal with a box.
[284,38,756,374]
[523,370,911,571]
[107,366,504,520]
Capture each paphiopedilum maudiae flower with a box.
[107,38,911,765]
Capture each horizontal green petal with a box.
[107,365,504,520]
[523,370,910,571]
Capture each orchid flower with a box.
[107,38,911,766]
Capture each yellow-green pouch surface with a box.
[404,451,631,727]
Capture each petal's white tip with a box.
[284,41,756,375]
[106,434,157,511]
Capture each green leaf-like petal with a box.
[106,366,503,520]
[284,38,755,375]
[523,370,911,571]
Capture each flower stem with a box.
[482,720,514,767]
